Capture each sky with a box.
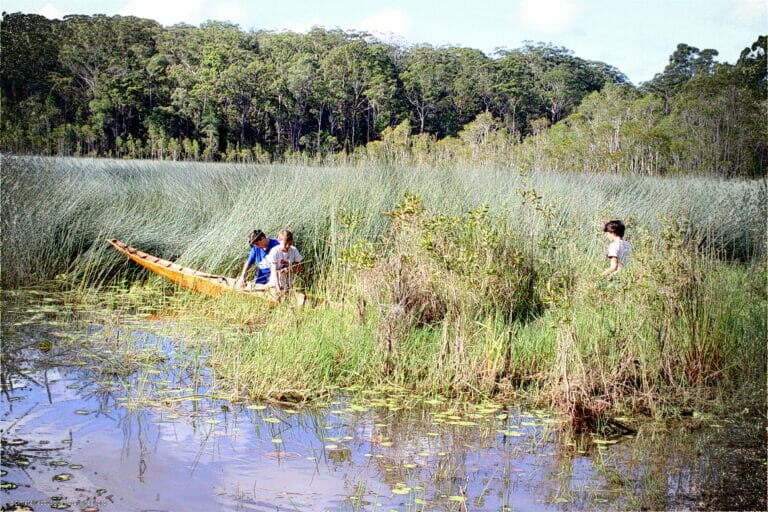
[2,0,765,85]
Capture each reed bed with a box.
[2,155,765,420]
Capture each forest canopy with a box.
[1,12,765,177]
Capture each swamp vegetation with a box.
[2,156,765,426]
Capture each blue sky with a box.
[3,0,765,84]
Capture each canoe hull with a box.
[107,239,277,303]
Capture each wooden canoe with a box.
[107,238,282,303]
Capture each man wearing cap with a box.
[235,229,280,290]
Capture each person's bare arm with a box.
[602,257,619,277]
[235,261,252,287]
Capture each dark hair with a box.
[248,229,266,246]
[603,220,625,237]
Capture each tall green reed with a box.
[3,155,764,289]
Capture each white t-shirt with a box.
[265,245,303,288]
[607,240,632,266]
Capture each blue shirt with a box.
[246,238,279,284]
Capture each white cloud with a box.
[118,0,207,26]
[517,0,583,34]
[358,8,413,39]
[37,2,64,19]
[729,0,767,23]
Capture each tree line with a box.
[1,12,765,176]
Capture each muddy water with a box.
[1,292,765,511]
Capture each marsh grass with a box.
[2,155,765,418]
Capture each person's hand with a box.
[235,276,245,288]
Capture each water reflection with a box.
[1,290,765,511]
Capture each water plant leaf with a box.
[52,473,73,481]
[448,495,466,502]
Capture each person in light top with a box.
[602,220,632,277]
[265,229,303,292]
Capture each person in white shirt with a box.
[602,220,632,277]
[265,229,303,293]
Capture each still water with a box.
[1,291,765,511]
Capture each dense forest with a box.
[1,12,765,176]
